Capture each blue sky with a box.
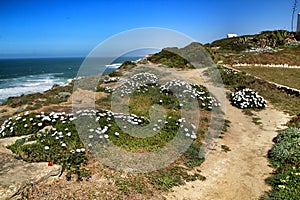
[0,0,297,58]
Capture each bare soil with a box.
[165,102,289,200]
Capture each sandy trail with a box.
[165,100,289,200]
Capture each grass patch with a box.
[234,66,300,90]
[252,117,262,125]
[204,66,300,115]
[243,109,255,116]
[184,143,205,168]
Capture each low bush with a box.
[261,127,300,199]
[230,88,267,109]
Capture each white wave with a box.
[105,63,122,68]
[0,73,68,103]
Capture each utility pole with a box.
[297,13,300,33]
[292,0,299,32]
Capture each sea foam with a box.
[0,73,66,103]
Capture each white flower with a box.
[191,124,196,129]
[278,185,286,189]
[191,134,197,139]
[61,143,66,147]
[44,146,49,150]
[38,123,43,127]
[66,132,72,137]
[114,132,120,136]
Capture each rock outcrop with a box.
[0,137,62,200]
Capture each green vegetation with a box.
[5,112,90,181]
[184,143,205,167]
[108,70,122,77]
[1,70,228,198]
[148,42,214,68]
[261,126,300,199]
[207,30,294,53]
[150,165,206,191]
[148,49,194,69]
[205,30,300,66]
[204,66,300,115]
[119,60,137,70]
[252,117,262,125]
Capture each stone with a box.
[0,138,62,200]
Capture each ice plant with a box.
[230,88,266,109]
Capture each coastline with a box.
[0,57,141,104]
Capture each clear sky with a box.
[0,0,297,58]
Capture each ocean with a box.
[0,57,141,103]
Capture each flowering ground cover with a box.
[230,88,267,109]
[1,71,226,191]
[262,126,300,199]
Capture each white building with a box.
[227,34,238,38]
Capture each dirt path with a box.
[165,100,289,200]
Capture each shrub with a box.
[108,70,122,77]
[262,127,300,199]
[268,127,300,168]
[230,88,266,109]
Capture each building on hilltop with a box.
[227,34,238,38]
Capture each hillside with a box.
[205,30,300,65]
[148,42,214,68]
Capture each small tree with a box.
[291,0,299,32]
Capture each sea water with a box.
[0,57,140,103]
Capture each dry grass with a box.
[223,46,300,66]
[234,66,300,90]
